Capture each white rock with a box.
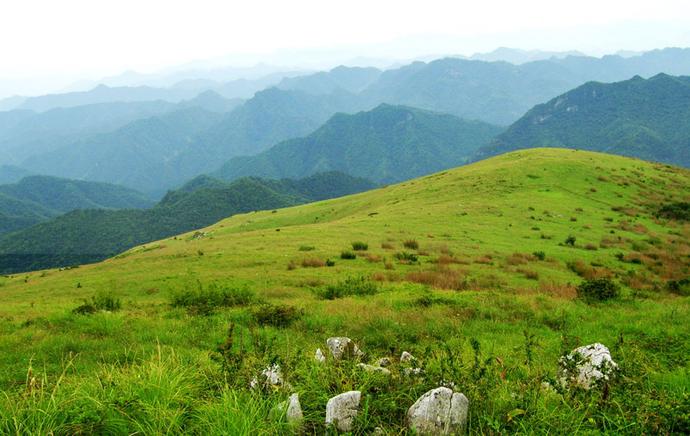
[403,367,424,377]
[315,348,326,363]
[559,343,618,389]
[376,357,392,367]
[326,337,364,360]
[357,363,391,376]
[407,387,469,435]
[286,393,303,424]
[400,351,415,363]
[326,390,361,432]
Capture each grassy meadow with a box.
[0,148,688,434]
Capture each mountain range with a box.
[0,171,373,273]
[477,74,690,167]
[216,104,502,184]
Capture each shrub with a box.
[325,259,336,267]
[340,251,357,260]
[351,241,368,251]
[253,304,303,327]
[667,278,690,296]
[657,202,690,221]
[72,291,122,315]
[394,251,418,263]
[576,278,620,302]
[302,258,326,268]
[565,235,576,246]
[318,276,379,300]
[403,239,419,250]
[532,251,546,261]
[170,283,255,315]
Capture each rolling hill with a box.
[0,172,373,272]
[0,149,687,434]
[0,176,153,234]
[216,104,503,183]
[476,74,690,166]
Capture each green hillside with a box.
[477,74,690,166]
[0,176,153,235]
[216,104,502,183]
[0,172,373,272]
[0,149,687,433]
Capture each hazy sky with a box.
[1,0,690,97]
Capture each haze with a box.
[1,0,690,98]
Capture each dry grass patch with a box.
[538,281,577,299]
[302,258,326,268]
[405,266,466,290]
[567,260,614,280]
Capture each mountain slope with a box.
[476,74,690,166]
[0,172,374,272]
[216,104,503,184]
[0,176,153,235]
[277,66,382,95]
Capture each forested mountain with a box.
[476,74,690,167]
[0,172,374,272]
[0,176,153,234]
[216,104,502,184]
[0,165,31,184]
[277,66,382,94]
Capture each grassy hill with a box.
[216,104,502,184]
[0,172,373,272]
[0,149,687,434]
[477,74,690,167]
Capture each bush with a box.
[325,259,336,267]
[657,202,690,221]
[351,241,368,251]
[318,276,379,300]
[403,239,419,250]
[394,251,418,263]
[253,304,303,327]
[72,292,122,315]
[667,278,690,296]
[532,251,546,261]
[576,278,620,302]
[565,235,576,246]
[340,251,357,260]
[170,283,255,315]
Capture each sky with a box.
[1,0,690,97]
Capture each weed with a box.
[72,292,122,315]
[317,276,379,300]
[403,240,419,250]
[394,251,418,263]
[351,242,369,251]
[170,283,255,315]
[340,251,357,260]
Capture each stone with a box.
[376,357,392,367]
[357,363,391,376]
[315,348,326,363]
[559,343,618,389]
[326,390,361,432]
[400,351,415,363]
[407,387,469,435]
[403,367,424,377]
[286,393,303,424]
[326,337,364,360]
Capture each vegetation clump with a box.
[657,202,690,221]
[317,276,379,300]
[394,251,418,263]
[72,292,122,315]
[340,251,357,260]
[351,241,369,251]
[253,304,303,328]
[170,283,255,315]
[403,239,419,250]
[576,278,620,302]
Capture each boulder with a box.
[400,351,415,363]
[559,343,618,389]
[407,387,469,435]
[315,348,326,363]
[273,393,303,425]
[326,337,364,360]
[357,363,391,376]
[376,357,392,367]
[326,390,361,432]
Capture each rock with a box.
[357,363,391,376]
[326,390,361,432]
[376,357,392,367]
[403,367,424,377]
[250,363,284,390]
[407,387,469,435]
[400,351,415,363]
[559,343,618,389]
[326,337,364,360]
[286,393,303,424]
[315,348,326,363]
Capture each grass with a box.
[0,149,688,433]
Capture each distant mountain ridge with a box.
[475,74,690,167]
[216,104,503,184]
[0,172,374,273]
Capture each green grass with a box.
[0,149,688,434]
